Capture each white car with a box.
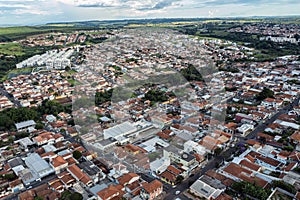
[175,190,181,195]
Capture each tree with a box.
[176,175,184,184]
[34,197,44,200]
[180,65,203,82]
[69,192,83,200]
[256,87,274,101]
[59,191,83,200]
[4,173,16,181]
[271,180,296,194]
[73,150,82,160]
[214,147,222,155]
[232,181,271,200]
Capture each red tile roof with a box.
[240,160,261,171]
[117,173,139,186]
[67,164,92,185]
[142,180,163,194]
[97,185,125,200]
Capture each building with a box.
[103,121,137,140]
[14,137,35,152]
[15,120,36,132]
[9,179,24,193]
[163,146,198,170]
[97,185,125,200]
[140,180,163,200]
[150,157,170,175]
[189,175,226,200]
[237,124,254,136]
[67,165,93,187]
[50,156,68,174]
[24,153,54,179]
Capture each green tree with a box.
[69,192,83,200]
[256,87,274,101]
[271,180,296,194]
[214,147,222,155]
[4,173,16,181]
[176,175,184,184]
[73,150,82,160]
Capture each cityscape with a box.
[0,1,300,200]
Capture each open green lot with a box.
[0,43,27,56]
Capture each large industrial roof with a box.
[25,153,52,174]
[103,121,137,139]
[15,120,36,130]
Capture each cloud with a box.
[0,0,300,25]
[136,0,180,11]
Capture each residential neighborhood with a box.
[0,18,300,200]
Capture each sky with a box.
[0,0,299,26]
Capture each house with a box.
[189,175,226,200]
[163,146,198,170]
[199,136,220,153]
[237,124,254,136]
[224,122,237,135]
[140,180,163,200]
[78,160,104,183]
[49,178,65,193]
[117,173,140,186]
[45,114,57,123]
[235,113,253,123]
[32,132,55,146]
[238,159,261,172]
[124,144,146,155]
[14,137,35,152]
[57,171,76,188]
[50,156,68,174]
[67,165,93,187]
[9,179,24,193]
[160,170,177,185]
[290,132,300,145]
[97,184,125,200]
[221,162,268,188]
[184,140,207,156]
[159,164,184,185]
[261,98,283,108]
[66,127,78,137]
[19,183,60,200]
[150,157,170,176]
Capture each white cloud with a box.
[0,0,300,25]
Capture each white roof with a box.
[15,120,36,130]
[150,157,170,172]
[42,144,57,153]
[12,165,25,176]
[103,121,137,139]
[15,137,34,147]
[141,137,169,148]
[190,179,222,199]
[277,120,300,130]
[25,153,54,176]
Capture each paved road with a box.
[164,96,299,200]
[245,95,299,141]
[0,87,22,107]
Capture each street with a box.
[0,87,22,107]
[164,95,299,200]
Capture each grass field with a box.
[0,26,44,36]
[0,43,27,56]
[1,67,33,81]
